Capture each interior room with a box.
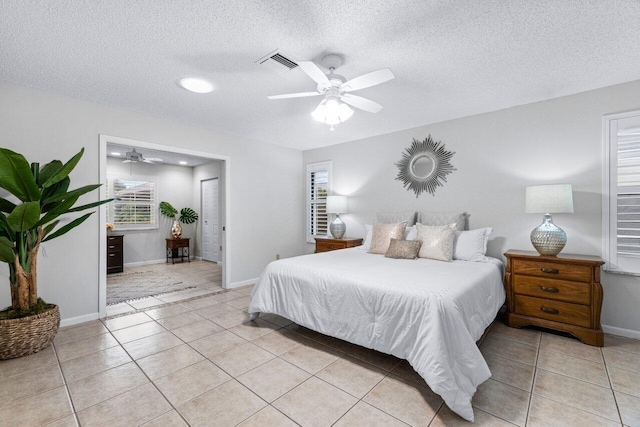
[0,1,639,426]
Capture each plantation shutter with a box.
[107,176,158,229]
[306,162,331,242]
[616,129,640,257]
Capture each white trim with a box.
[602,324,640,340]
[99,134,232,320]
[305,160,332,243]
[60,312,100,328]
[229,278,258,288]
[123,259,168,267]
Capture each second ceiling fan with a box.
[268,54,394,130]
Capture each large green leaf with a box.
[42,220,59,238]
[41,177,70,212]
[7,202,40,232]
[43,213,92,242]
[159,201,177,219]
[67,198,113,212]
[0,148,41,202]
[38,160,63,187]
[43,184,101,205]
[41,148,84,188]
[37,194,79,226]
[0,197,16,214]
[0,213,11,239]
[0,236,15,263]
[179,207,198,224]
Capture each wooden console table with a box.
[166,238,190,264]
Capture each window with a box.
[306,161,331,243]
[107,175,158,230]
[603,111,640,274]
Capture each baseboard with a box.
[229,278,258,289]
[124,259,168,267]
[602,324,640,340]
[60,312,100,328]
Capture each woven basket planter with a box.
[0,305,60,360]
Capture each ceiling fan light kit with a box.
[268,54,394,130]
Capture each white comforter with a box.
[248,248,505,422]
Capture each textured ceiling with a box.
[2,1,640,151]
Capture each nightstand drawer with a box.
[513,275,590,305]
[514,295,591,328]
[512,259,591,282]
[316,241,347,252]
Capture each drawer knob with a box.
[540,306,559,315]
[108,245,115,249]
[328,245,334,249]
[541,267,559,274]
[539,285,559,293]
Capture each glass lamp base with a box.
[531,214,566,256]
[330,215,346,239]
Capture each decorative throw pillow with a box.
[419,212,468,231]
[405,226,417,241]
[416,223,457,261]
[453,228,493,262]
[385,238,422,259]
[369,221,407,255]
[376,212,417,227]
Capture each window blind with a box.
[107,177,157,228]
[310,170,328,236]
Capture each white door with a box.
[201,178,220,262]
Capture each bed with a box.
[248,247,505,422]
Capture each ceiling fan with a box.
[122,148,162,164]
[268,54,394,130]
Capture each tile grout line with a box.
[522,329,542,426]
[602,346,626,425]
[50,341,81,427]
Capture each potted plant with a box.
[0,147,111,359]
[159,201,198,239]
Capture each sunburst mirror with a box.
[395,135,456,197]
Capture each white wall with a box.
[0,82,304,322]
[106,157,196,264]
[192,161,222,259]
[303,79,640,335]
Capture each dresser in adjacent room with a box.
[314,237,363,253]
[503,250,605,346]
[107,234,124,274]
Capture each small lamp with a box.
[326,195,348,239]
[525,184,574,256]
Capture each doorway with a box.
[201,178,220,263]
[98,135,231,318]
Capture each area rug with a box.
[107,270,195,305]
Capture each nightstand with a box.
[314,237,363,253]
[504,250,605,346]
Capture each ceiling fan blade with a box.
[267,91,322,100]
[342,68,395,92]
[122,159,132,163]
[297,61,330,86]
[146,157,163,162]
[142,159,155,164]
[341,94,383,113]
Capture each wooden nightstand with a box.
[504,250,605,346]
[314,237,363,253]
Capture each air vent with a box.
[256,50,298,74]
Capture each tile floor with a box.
[106,260,223,316]
[1,287,639,426]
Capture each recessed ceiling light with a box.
[111,152,121,156]
[179,77,214,94]
[179,161,188,165]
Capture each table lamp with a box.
[326,195,348,239]
[525,184,574,256]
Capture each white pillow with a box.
[415,223,457,262]
[405,226,417,241]
[453,228,493,262]
[359,224,373,251]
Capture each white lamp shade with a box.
[525,184,574,214]
[326,195,348,214]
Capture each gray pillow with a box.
[376,212,417,227]
[418,212,468,231]
[385,238,422,259]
